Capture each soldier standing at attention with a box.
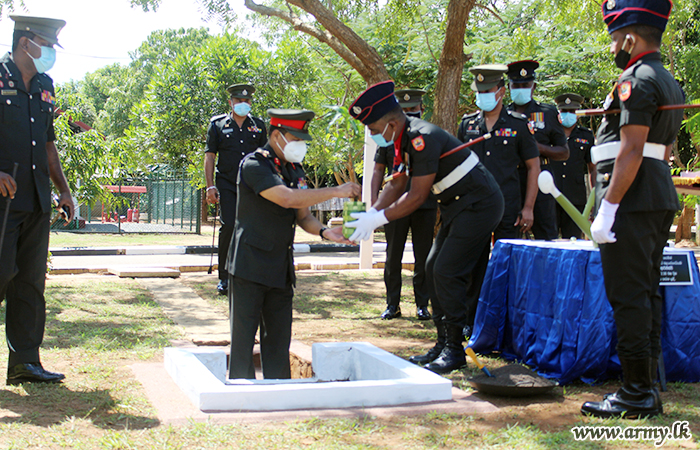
[582,0,682,419]
[205,84,266,296]
[550,93,596,239]
[346,81,504,374]
[0,15,73,385]
[456,65,540,339]
[228,109,360,379]
[370,88,436,321]
[507,60,569,240]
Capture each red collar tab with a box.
[624,50,657,71]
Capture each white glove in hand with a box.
[591,199,619,244]
[345,209,388,242]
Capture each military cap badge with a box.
[477,74,484,82]
[242,89,248,96]
[565,98,571,105]
[404,94,411,101]
[353,106,362,115]
[520,68,527,77]
[607,0,615,9]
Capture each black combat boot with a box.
[581,358,662,419]
[424,324,466,374]
[409,319,446,365]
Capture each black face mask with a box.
[614,35,635,70]
[406,111,422,119]
[615,49,631,70]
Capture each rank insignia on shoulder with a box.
[619,81,632,102]
[257,149,270,157]
[412,136,425,151]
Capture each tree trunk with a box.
[676,202,693,243]
[432,0,477,135]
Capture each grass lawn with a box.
[0,271,697,449]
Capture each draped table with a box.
[469,239,700,384]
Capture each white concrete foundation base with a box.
[165,342,453,412]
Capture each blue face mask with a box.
[510,88,532,106]
[370,122,395,147]
[476,92,499,112]
[27,39,56,74]
[560,112,577,128]
[233,102,252,117]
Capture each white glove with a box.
[591,199,619,244]
[345,209,389,242]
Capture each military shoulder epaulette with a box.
[210,113,228,122]
[507,110,528,120]
[462,111,479,120]
[255,148,270,158]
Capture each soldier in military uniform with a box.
[582,0,682,418]
[370,89,436,321]
[507,60,569,240]
[228,109,360,379]
[456,65,540,339]
[205,84,267,296]
[549,93,596,239]
[346,81,504,374]
[0,16,72,385]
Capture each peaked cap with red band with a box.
[602,0,673,33]
[268,108,315,141]
[349,80,400,125]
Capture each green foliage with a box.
[53,110,120,207]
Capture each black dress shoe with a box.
[381,305,401,320]
[217,279,228,296]
[7,363,65,385]
[416,306,431,320]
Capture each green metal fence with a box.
[53,171,202,234]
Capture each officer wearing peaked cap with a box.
[228,109,360,379]
[0,15,72,385]
[347,81,504,375]
[549,93,596,239]
[457,65,540,339]
[371,88,437,322]
[205,83,266,296]
[581,0,682,419]
[507,59,570,241]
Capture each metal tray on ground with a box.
[467,364,558,397]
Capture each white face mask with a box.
[280,133,307,163]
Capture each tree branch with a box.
[245,0,388,84]
[416,2,439,66]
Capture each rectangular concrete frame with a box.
[164,342,453,412]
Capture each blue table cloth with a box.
[470,240,700,384]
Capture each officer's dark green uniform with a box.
[455,65,540,339]
[227,109,313,380]
[350,81,504,374]
[457,67,540,241]
[0,15,67,383]
[581,0,681,419]
[205,84,266,290]
[507,60,568,240]
[376,89,436,320]
[549,93,595,239]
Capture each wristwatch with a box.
[319,227,329,240]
